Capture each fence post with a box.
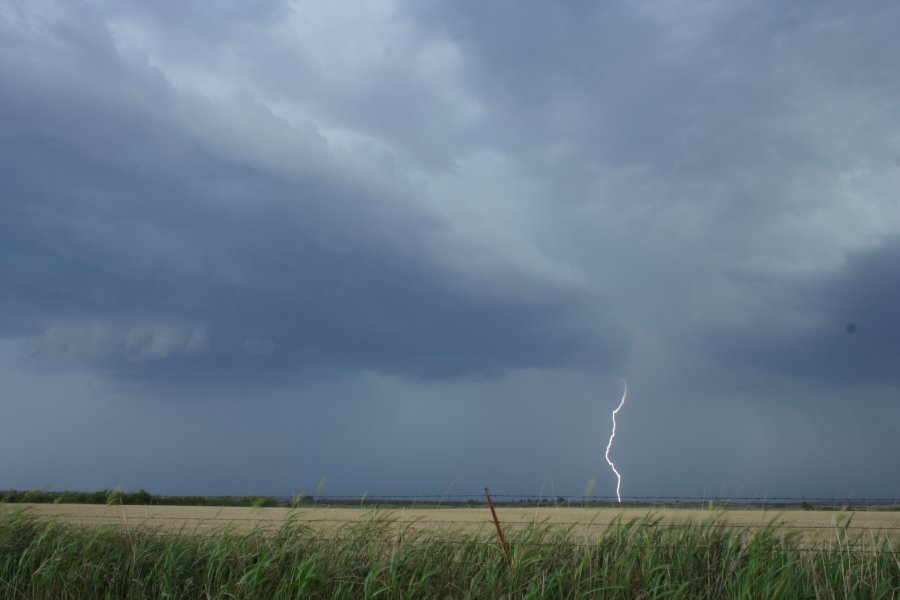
[485,487,512,566]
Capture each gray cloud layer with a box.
[0,0,897,497]
[1,2,624,381]
[706,236,900,385]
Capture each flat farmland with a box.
[5,503,898,546]
[4,503,898,596]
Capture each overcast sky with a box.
[1,0,898,500]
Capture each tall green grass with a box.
[0,510,896,599]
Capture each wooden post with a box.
[485,487,512,566]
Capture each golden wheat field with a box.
[4,503,898,547]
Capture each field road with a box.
[3,504,898,547]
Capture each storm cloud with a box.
[0,2,622,381]
[705,235,900,385]
[0,0,897,498]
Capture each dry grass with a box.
[4,503,898,546]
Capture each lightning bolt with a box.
[604,380,628,503]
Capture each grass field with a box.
[1,503,898,598]
[4,502,900,545]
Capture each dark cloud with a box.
[400,0,900,237]
[0,5,624,381]
[703,236,900,385]
[0,1,897,498]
